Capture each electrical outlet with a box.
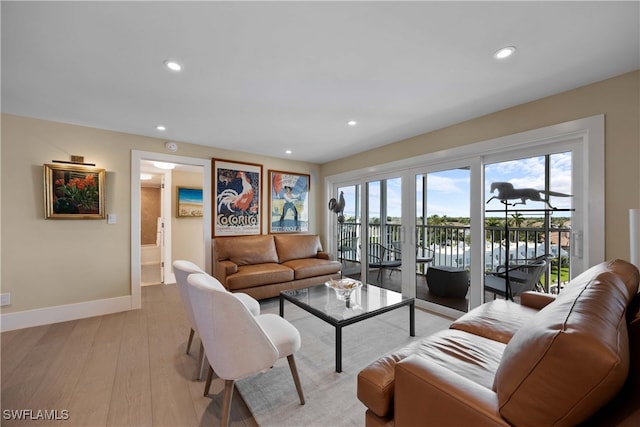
[0,293,11,306]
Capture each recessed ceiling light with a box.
[163,60,182,71]
[347,120,357,126]
[285,150,292,155]
[140,173,153,180]
[494,46,516,60]
[152,161,176,170]
[156,125,166,131]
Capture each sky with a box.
[338,152,573,219]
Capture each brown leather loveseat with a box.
[358,259,640,426]
[212,234,341,300]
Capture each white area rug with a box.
[235,298,452,426]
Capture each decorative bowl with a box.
[325,278,362,301]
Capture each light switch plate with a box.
[107,214,117,224]
[1,293,11,306]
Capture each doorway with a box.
[140,166,165,286]
[140,160,172,286]
[131,151,212,309]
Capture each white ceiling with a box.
[2,1,639,164]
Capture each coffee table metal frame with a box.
[279,283,415,373]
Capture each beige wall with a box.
[172,170,205,269]
[0,114,321,313]
[321,70,640,261]
[1,70,638,316]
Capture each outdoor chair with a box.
[187,273,305,427]
[368,243,402,280]
[338,235,359,263]
[484,257,549,300]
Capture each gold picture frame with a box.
[44,163,106,219]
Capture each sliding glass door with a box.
[365,176,402,292]
[336,184,361,277]
[327,116,597,316]
[484,150,575,296]
[415,167,471,312]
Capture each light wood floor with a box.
[1,284,259,427]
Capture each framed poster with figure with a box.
[212,159,262,237]
[269,170,310,233]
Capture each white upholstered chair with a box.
[172,260,260,379]
[187,273,305,427]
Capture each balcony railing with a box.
[338,222,571,293]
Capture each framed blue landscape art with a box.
[176,187,203,217]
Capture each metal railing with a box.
[338,222,571,292]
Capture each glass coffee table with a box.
[279,282,415,372]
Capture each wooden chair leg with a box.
[203,365,214,397]
[186,328,195,354]
[221,379,235,427]
[287,354,305,405]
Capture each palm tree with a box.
[511,212,525,227]
[485,217,503,241]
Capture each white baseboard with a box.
[0,295,133,332]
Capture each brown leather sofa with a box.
[211,234,341,300]
[357,259,640,426]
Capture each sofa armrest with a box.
[520,291,556,310]
[317,251,333,261]
[394,354,508,427]
[212,260,238,288]
[358,346,418,418]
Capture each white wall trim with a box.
[0,296,132,332]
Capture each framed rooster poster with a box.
[269,170,310,233]
[212,159,262,237]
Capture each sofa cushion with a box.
[450,299,539,344]
[358,329,505,419]
[495,259,639,427]
[587,291,640,425]
[282,258,341,280]
[627,291,640,388]
[274,234,322,263]
[226,263,294,291]
[214,235,278,266]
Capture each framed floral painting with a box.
[269,170,310,233]
[212,158,262,237]
[44,163,106,219]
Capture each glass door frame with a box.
[325,115,604,316]
[406,158,484,314]
[362,173,407,290]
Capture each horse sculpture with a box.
[487,182,572,209]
